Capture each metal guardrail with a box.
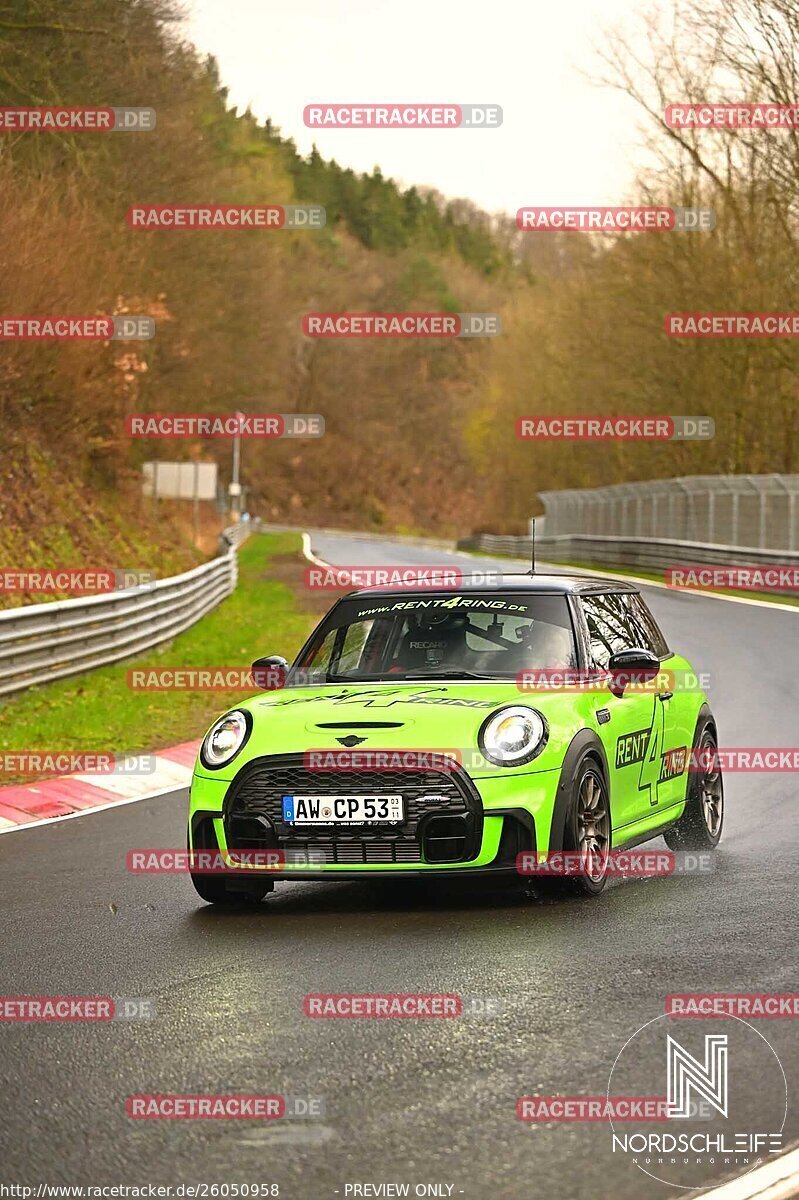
[537,534,799,577]
[220,518,256,548]
[459,533,535,560]
[0,523,251,698]
[457,532,799,594]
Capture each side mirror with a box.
[608,647,661,696]
[251,655,289,691]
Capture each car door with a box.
[578,592,673,832]
[618,591,688,813]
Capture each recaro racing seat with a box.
[393,611,470,671]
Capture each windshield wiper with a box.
[318,669,495,683]
[395,670,494,680]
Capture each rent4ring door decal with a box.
[614,695,687,807]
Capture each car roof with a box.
[347,572,638,599]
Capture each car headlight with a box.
[479,706,548,766]
[201,709,251,769]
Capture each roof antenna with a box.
[529,518,536,576]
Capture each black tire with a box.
[536,755,611,898]
[664,718,723,851]
[190,870,274,907]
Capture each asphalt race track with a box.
[1,531,797,1199]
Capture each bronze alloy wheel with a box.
[576,767,610,883]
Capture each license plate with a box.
[282,794,404,825]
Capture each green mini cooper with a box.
[188,575,723,904]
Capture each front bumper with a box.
[188,755,561,879]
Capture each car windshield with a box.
[293,592,578,683]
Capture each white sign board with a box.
[142,461,218,501]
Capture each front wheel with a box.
[567,758,612,895]
[664,720,723,851]
[537,756,611,898]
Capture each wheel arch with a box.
[548,728,611,853]
[694,701,716,740]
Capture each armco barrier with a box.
[457,533,799,594]
[0,523,249,698]
[458,533,534,559]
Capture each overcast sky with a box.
[183,0,652,216]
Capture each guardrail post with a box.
[759,490,767,548]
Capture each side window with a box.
[622,593,669,656]
[581,594,633,668]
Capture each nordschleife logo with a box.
[607,1013,786,1189]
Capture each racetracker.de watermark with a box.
[303,749,463,772]
[127,668,278,690]
[302,312,500,337]
[517,851,714,877]
[515,668,712,694]
[0,316,154,340]
[127,849,327,873]
[665,103,799,128]
[689,748,799,771]
[126,1095,284,1120]
[303,566,500,589]
[517,207,715,231]
[0,568,155,595]
[516,416,714,440]
[303,995,501,1020]
[667,565,799,591]
[127,205,325,229]
[0,106,155,131]
[304,994,461,1018]
[666,994,799,1018]
[303,103,502,128]
[302,748,614,774]
[666,312,799,337]
[0,997,153,1021]
[517,1097,676,1122]
[0,753,155,778]
[126,413,324,438]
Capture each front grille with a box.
[224,754,482,864]
[281,840,423,864]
